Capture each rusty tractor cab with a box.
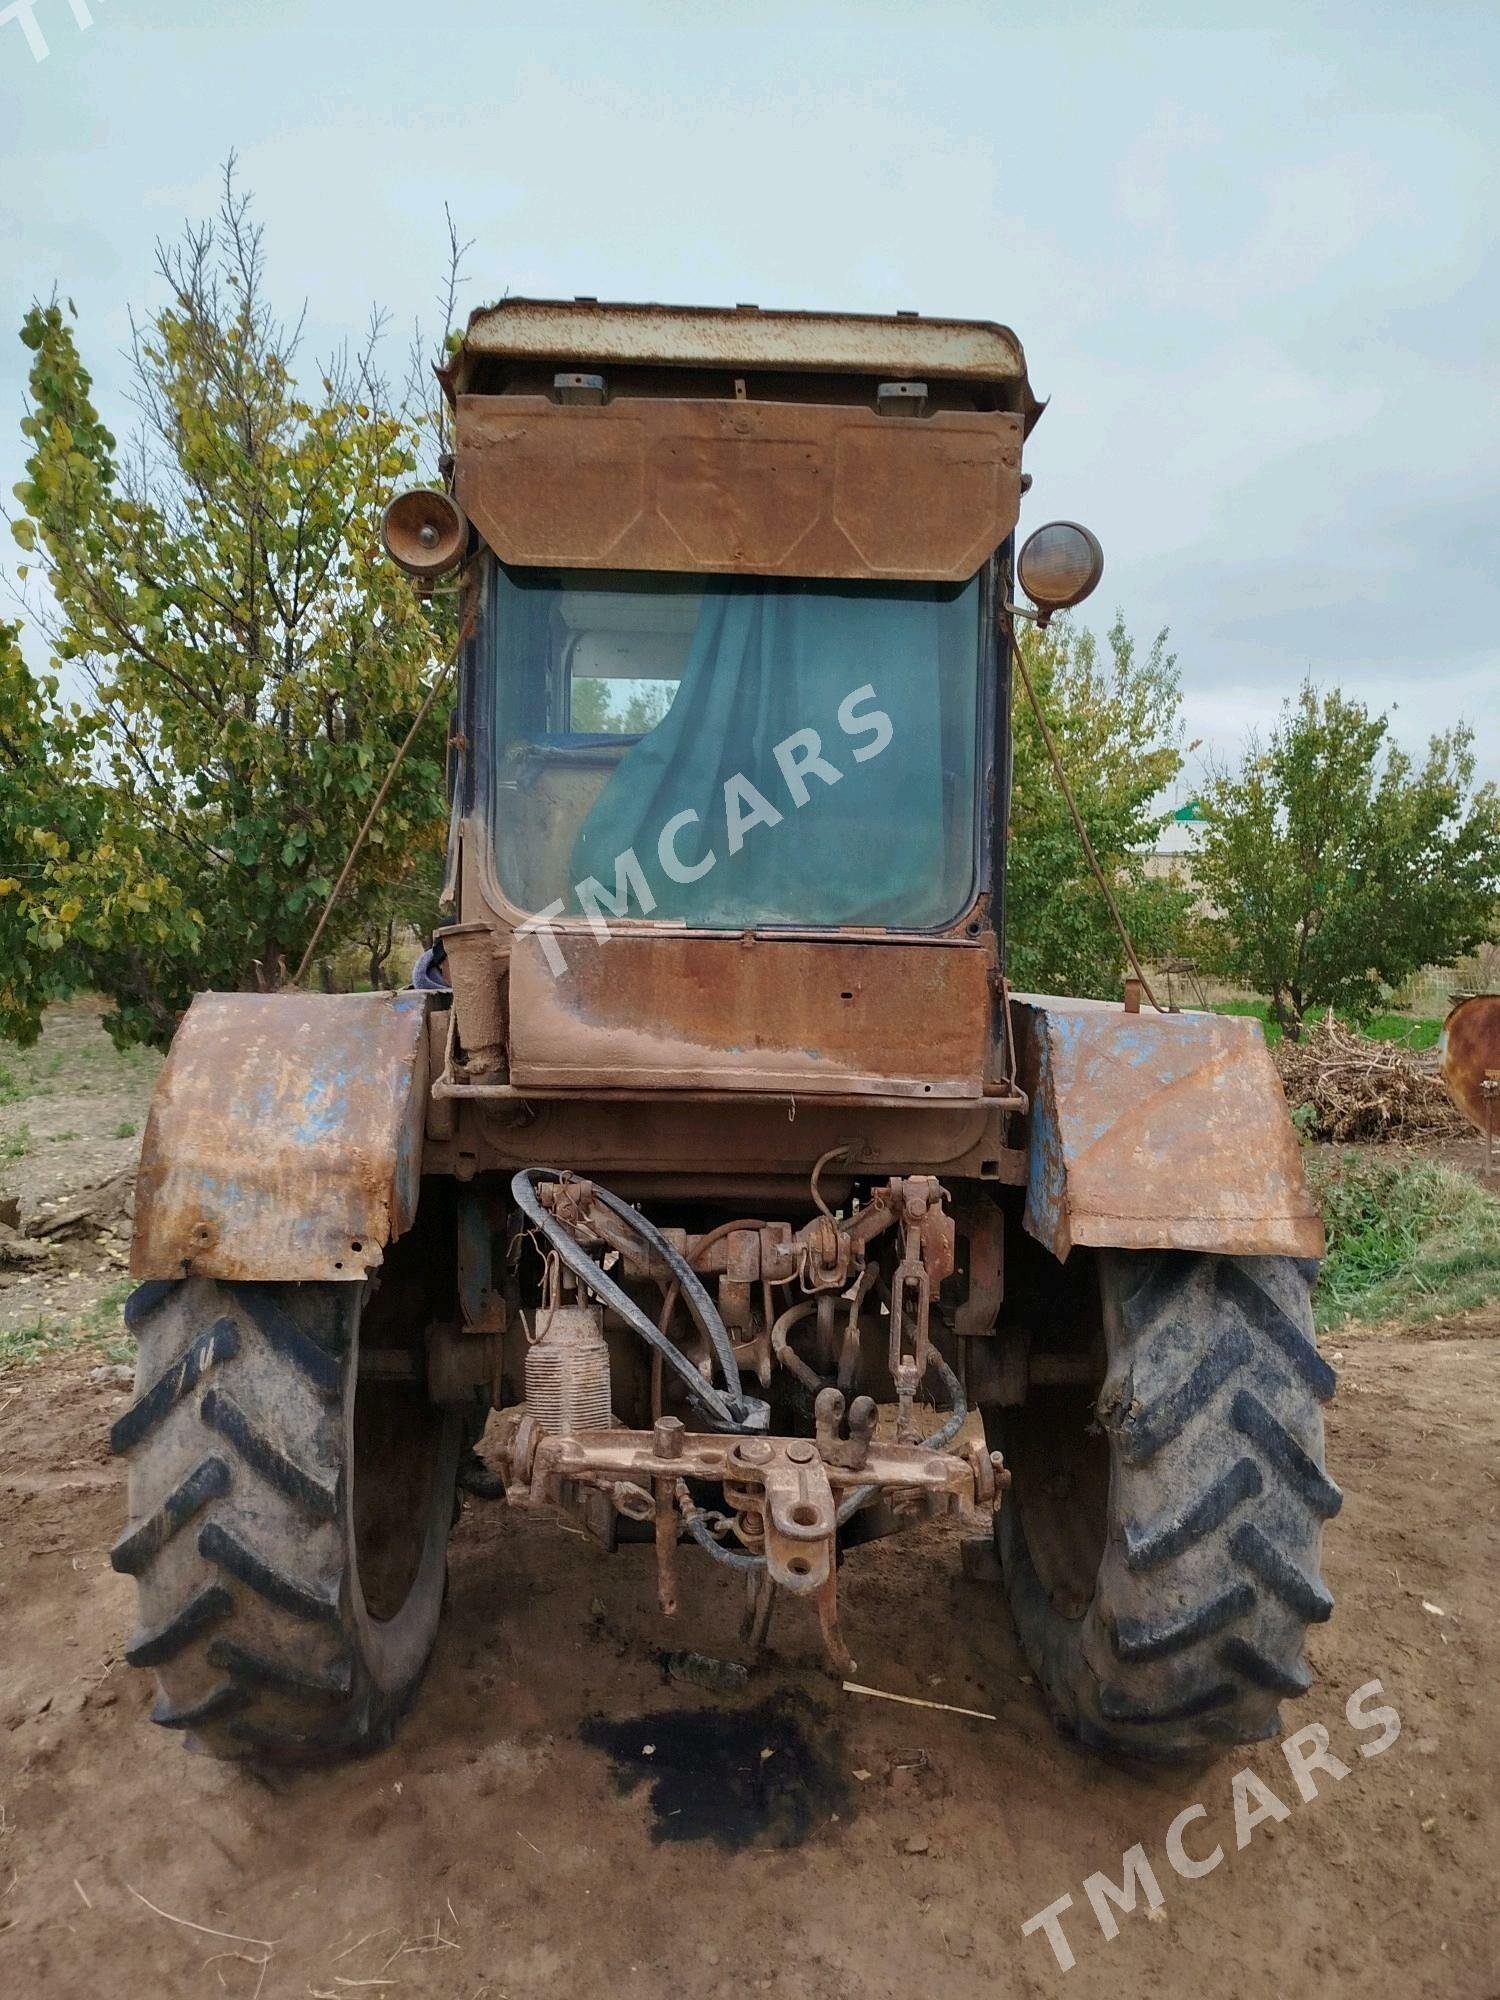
[114,301,1339,1766]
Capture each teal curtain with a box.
[568,576,979,929]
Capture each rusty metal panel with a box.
[455,298,1034,391]
[455,395,1022,582]
[131,991,430,1283]
[508,929,994,1099]
[1439,992,1500,1133]
[1011,996,1324,1262]
[440,1096,1008,1187]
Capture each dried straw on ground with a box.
[1272,1014,1467,1144]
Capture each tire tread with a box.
[110,1454,231,1576]
[998,1248,1340,1762]
[113,1276,453,1762]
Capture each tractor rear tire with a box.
[991,1250,1341,1762]
[110,1275,461,1761]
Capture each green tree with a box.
[1006,613,1190,996]
[568,676,674,734]
[353,828,448,992]
[0,621,204,1043]
[1194,683,1500,1038]
[616,680,674,734]
[568,676,612,732]
[5,168,449,1044]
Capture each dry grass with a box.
[1275,1014,1467,1144]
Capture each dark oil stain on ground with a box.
[581,1690,851,1850]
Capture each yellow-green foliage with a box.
[1006,614,1192,998]
[3,170,449,1045]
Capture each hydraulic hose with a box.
[917,1350,970,1455]
[583,1178,748,1406]
[676,1484,765,1572]
[649,1216,764,1424]
[511,1170,965,1535]
[511,1169,766,1433]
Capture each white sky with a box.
[3,0,1496,783]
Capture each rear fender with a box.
[1011,994,1323,1262]
[131,991,431,1283]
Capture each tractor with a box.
[111,299,1339,1763]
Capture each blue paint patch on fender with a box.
[131,990,432,1283]
[1010,993,1323,1262]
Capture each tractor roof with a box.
[445,297,1042,427]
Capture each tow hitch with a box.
[497,1396,1000,1676]
[498,1168,1005,1676]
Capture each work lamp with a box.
[1017,521,1105,625]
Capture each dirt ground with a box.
[2,1001,1498,1997]
[0,1000,160,1346]
[0,1325,1495,1999]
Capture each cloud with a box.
[1113,101,1223,231]
[2,3,1495,785]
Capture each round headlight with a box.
[1017,521,1105,624]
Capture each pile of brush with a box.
[1273,1014,1467,1144]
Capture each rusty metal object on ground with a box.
[1010,994,1324,1261]
[1439,994,1500,1173]
[131,990,429,1282]
[960,1534,1004,1584]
